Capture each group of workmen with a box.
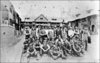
[23,25,91,60]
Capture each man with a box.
[62,27,67,41]
[40,38,50,55]
[31,27,36,39]
[68,27,75,39]
[55,26,62,40]
[24,27,31,39]
[27,44,36,58]
[48,29,54,41]
[39,29,48,42]
[83,27,91,43]
[34,40,41,60]
[36,26,40,39]
[49,44,61,60]
[23,39,30,54]
[74,26,80,35]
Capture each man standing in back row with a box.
[24,27,32,39]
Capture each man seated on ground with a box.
[23,39,30,54]
[49,44,62,60]
[40,38,50,55]
[55,35,64,47]
[34,40,42,60]
[55,35,66,59]
[27,44,36,58]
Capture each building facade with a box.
[1,1,22,46]
[21,14,98,36]
[22,14,63,28]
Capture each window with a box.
[9,19,13,26]
[2,20,5,24]
[52,18,57,20]
[92,25,95,32]
[2,20,8,24]
[40,18,43,20]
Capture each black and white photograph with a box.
[0,0,100,63]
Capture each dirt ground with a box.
[0,30,99,63]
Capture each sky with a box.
[10,1,99,21]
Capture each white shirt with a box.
[36,28,39,37]
[68,29,75,37]
[40,44,50,52]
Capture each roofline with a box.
[34,14,48,22]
